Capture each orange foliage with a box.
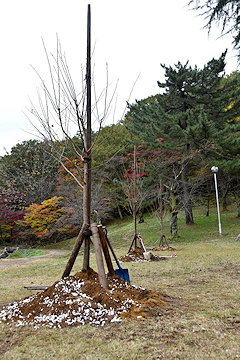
[24,197,64,238]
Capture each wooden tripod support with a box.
[127,234,139,253]
[62,223,115,290]
[159,234,169,248]
[62,223,89,279]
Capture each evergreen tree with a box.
[125,52,239,224]
[189,0,240,58]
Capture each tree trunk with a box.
[222,188,229,211]
[117,204,123,220]
[167,183,179,237]
[182,160,194,225]
[170,210,178,238]
[83,158,91,226]
[206,197,210,217]
[235,193,240,217]
[169,186,176,212]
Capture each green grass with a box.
[103,205,239,249]
[0,206,239,359]
[6,249,47,259]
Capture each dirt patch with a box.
[0,327,26,359]
[152,246,176,251]
[119,246,177,262]
[0,268,172,329]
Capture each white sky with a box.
[0,0,238,156]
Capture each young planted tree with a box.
[25,6,117,271]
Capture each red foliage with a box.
[123,172,149,179]
[0,191,26,224]
[0,209,25,224]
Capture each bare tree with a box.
[25,6,117,269]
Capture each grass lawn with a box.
[0,207,239,359]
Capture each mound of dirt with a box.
[152,246,176,251]
[0,269,171,329]
[119,247,145,262]
[119,246,176,262]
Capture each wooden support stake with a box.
[159,234,169,248]
[24,286,49,290]
[133,145,137,242]
[62,223,88,279]
[82,236,91,270]
[128,234,137,254]
[104,231,119,264]
[98,225,115,276]
[90,223,108,289]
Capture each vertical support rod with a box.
[85,3,91,224]
[83,4,92,269]
[133,145,137,246]
[213,172,222,236]
[86,4,91,166]
[159,179,163,238]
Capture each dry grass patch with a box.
[0,236,239,359]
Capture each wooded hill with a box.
[0,52,239,246]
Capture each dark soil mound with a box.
[0,269,171,329]
[119,246,176,262]
[119,247,145,262]
[152,246,176,251]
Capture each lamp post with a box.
[211,166,222,236]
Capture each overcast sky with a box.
[0,0,238,156]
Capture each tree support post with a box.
[90,223,108,289]
[98,225,115,276]
[62,223,89,278]
[128,234,138,253]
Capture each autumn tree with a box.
[22,196,64,243]
[0,140,59,205]
[0,189,25,245]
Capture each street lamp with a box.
[211,166,222,236]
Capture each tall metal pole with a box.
[211,166,222,236]
[82,4,92,269]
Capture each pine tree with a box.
[189,0,240,58]
[125,52,239,224]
